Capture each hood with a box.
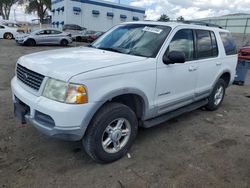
[18,47,147,81]
[16,33,30,39]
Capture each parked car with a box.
[11,21,237,163]
[81,30,97,42]
[86,31,104,43]
[62,24,86,41]
[15,28,72,46]
[234,46,250,85]
[0,24,18,39]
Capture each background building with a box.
[196,13,250,47]
[51,0,145,32]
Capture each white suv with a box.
[11,21,238,163]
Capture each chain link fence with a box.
[198,15,250,47]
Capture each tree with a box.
[0,0,18,20]
[177,16,185,21]
[158,14,170,22]
[21,0,51,24]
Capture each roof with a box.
[123,21,228,32]
[52,0,145,14]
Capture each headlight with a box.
[42,78,88,104]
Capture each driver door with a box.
[155,28,198,115]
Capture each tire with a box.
[75,36,82,42]
[206,78,226,111]
[60,39,68,46]
[4,33,13,40]
[25,39,36,46]
[83,103,138,163]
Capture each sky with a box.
[4,0,250,22]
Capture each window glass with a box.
[211,31,218,56]
[51,30,62,34]
[219,32,237,55]
[168,29,194,61]
[38,30,51,35]
[92,24,171,58]
[196,30,213,59]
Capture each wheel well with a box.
[109,94,145,120]
[25,38,36,44]
[220,72,231,87]
[4,32,13,37]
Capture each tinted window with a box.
[196,30,217,59]
[219,32,237,55]
[51,30,62,34]
[211,31,219,56]
[168,29,194,61]
[38,30,50,35]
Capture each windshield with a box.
[91,24,171,58]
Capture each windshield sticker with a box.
[142,26,163,34]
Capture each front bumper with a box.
[11,76,98,141]
[15,39,25,44]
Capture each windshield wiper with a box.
[97,47,123,53]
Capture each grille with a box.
[16,64,44,91]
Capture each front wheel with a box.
[83,103,138,163]
[206,78,226,111]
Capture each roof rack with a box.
[177,20,223,29]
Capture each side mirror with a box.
[163,51,186,64]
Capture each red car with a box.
[238,46,250,60]
[234,46,250,85]
[86,31,104,43]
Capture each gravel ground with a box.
[0,39,250,188]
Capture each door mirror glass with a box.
[163,51,186,64]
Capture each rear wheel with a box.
[4,33,13,40]
[83,103,138,163]
[60,39,68,46]
[206,78,226,111]
[25,39,36,46]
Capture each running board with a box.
[143,99,208,128]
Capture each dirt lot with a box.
[0,39,250,188]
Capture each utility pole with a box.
[14,9,16,21]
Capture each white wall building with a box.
[51,0,146,31]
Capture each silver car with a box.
[15,28,73,46]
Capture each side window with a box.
[196,30,215,59]
[168,29,194,61]
[210,31,219,56]
[219,32,237,55]
[51,30,62,34]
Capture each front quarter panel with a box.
[70,58,157,120]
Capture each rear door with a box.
[194,29,220,100]
[48,30,63,44]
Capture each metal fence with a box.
[198,16,250,47]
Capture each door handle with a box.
[216,62,222,66]
[188,66,198,72]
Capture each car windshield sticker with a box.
[142,26,163,34]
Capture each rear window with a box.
[219,32,237,55]
[196,30,218,59]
